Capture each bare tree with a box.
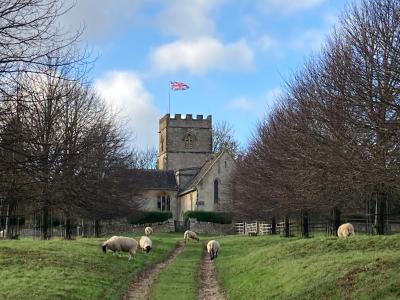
[0,0,84,237]
[212,121,240,157]
[0,1,145,239]
[233,0,400,235]
[129,148,158,169]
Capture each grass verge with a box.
[215,234,400,300]
[0,232,181,300]
[149,241,203,300]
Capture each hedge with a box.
[183,211,232,224]
[129,211,172,224]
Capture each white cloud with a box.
[228,87,283,117]
[94,71,161,149]
[155,0,226,38]
[290,28,329,51]
[289,12,338,52]
[259,0,325,15]
[150,37,254,74]
[257,35,278,51]
[60,0,141,39]
[229,97,257,112]
[263,87,283,107]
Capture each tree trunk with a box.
[374,196,386,235]
[332,207,341,236]
[301,210,310,238]
[65,213,72,240]
[5,203,10,238]
[283,216,290,238]
[94,220,100,237]
[271,216,276,235]
[41,207,49,239]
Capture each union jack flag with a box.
[170,81,189,91]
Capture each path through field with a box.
[198,250,226,300]
[122,241,184,300]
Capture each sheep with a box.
[184,230,199,243]
[139,236,153,253]
[207,240,220,261]
[337,223,355,238]
[102,236,138,260]
[144,226,153,236]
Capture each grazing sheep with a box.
[144,226,153,236]
[139,236,153,253]
[207,240,220,261]
[184,230,199,243]
[102,236,138,260]
[337,223,355,238]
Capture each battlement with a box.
[162,114,212,121]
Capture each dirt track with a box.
[197,250,226,300]
[122,241,184,300]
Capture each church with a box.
[137,114,236,221]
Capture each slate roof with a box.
[133,169,178,191]
[178,150,227,196]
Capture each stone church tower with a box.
[157,114,212,171]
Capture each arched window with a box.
[185,134,193,149]
[158,195,171,211]
[166,196,171,211]
[214,179,219,204]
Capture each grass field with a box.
[215,234,400,300]
[149,241,203,300]
[0,232,182,300]
[2,233,400,300]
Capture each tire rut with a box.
[197,249,226,300]
[122,240,185,300]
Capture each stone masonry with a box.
[157,114,212,171]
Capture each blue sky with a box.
[61,0,347,150]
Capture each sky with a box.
[60,0,348,151]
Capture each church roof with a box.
[178,150,228,196]
[135,169,178,191]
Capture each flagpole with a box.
[168,81,171,115]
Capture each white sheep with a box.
[139,236,153,253]
[144,226,153,236]
[337,223,355,238]
[102,236,138,260]
[184,230,199,243]
[207,240,220,261]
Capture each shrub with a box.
[183,211,232,224]
[129,211,172,224]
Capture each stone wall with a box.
[101,219,175,235]
[131,219,175,234]
[179,190,197,221]
[100,222,134,235]
[189,220,234,235]
[196,151,236,212]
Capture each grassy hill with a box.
[215,234,400,300]
[1,233,400,299]
[0,233,181,300]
